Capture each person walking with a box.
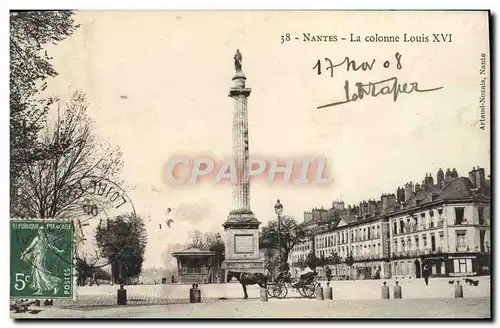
[422,264,430,285]
[325,266,332,285]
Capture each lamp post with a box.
[274,199,284,262]
[216,233,221,283]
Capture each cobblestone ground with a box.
[11,276,490,318]
[52,276,490,307]
[12,297,490,319]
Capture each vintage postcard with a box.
[9,10,491,319]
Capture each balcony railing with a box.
[352,254,388,261]
[391,247,444,258]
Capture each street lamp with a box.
[274,199,284,261]
[216,233,222,283]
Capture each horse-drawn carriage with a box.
[267,272,318,299]
[226,270,318,299]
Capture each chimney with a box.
[387,193,396,208]
[404,182,414,201]
[469,167,477,187]
[397,187,405,202]
[437,168,444,185]
[445,168,452,180]
[381,194,388,210]
[368,199,377,215]
[451,168,458,178]
[415,182,421,193]
[425,173,434,189]
[474,167,486,189]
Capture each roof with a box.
[171,247,215,257]
[386,177,490,216]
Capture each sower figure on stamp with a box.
[19,226,64,296]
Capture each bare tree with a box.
[11,90,123,219]
[186,230,222,250]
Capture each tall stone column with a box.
[229,72,251,212]
[221,50,264,278]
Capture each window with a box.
[453,259,473,273]
[393,221,398,234]
[400,220,405,233]
[415,236,419,249]
[401,238,405,251]
[478,207,485,225]
[368,227,371,239]
[456,231,467,249]
[455,207,465,225]
[422,235,427,248]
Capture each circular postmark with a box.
[56,175,138,269]
[10,175,139,298]
[75,176,137,267]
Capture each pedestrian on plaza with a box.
[422,264,430,285]
[264,266,271,279]
[91,272,99,286]
[171,275,175,284]
[325,266,332,286]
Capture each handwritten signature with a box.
[318,77,443,109]
[315,55,444,109]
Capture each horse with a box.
[226,271,268,299]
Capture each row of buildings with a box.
[289,167,491,280]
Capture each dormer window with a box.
[429,210,434,217]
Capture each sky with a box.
[42,11,490,269]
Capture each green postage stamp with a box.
[10,220,75,299]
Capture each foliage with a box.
[259,215,306,264]
[187,230,225,267]
[345,252,355,267]
[326,251,341,266]
[304,251,321,270]
[11,90,123,218]
[76,256,112,285]
[95,213,147,283]
[10,11,79,213]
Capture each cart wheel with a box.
[277,285,288,299]
[301,283,316,298]
[269,284,281,298]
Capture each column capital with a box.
[229,87,252,98]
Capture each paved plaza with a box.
[12,298,490,319]
[11,276,490,318]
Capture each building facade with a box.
[289,166,491,280]
[388,168,491,278]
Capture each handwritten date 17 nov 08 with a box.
[314,55,444,109]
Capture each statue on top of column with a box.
[234,49,243,72]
